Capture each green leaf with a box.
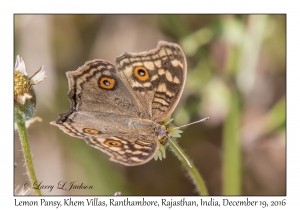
[162,117,174,125]
[154,144,167,161]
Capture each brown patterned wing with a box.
[62,59,146,117]
[85,134,159,166]
[116,40,187,122]
[51,59,160,165]
[51,112,159,166]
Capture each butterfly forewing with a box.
[116,40,187,122]
[65,59,141,117]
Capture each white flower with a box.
[18,93,32,105]
[29,65,46,85]
[14,55,46,104]
[15,55,28,76]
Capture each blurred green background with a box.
[14,14,286,196]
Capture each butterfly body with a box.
[51,41,187,166]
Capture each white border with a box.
[2,0,297,209]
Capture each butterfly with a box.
[51,40,187,166]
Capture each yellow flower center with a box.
[14,71,32,100]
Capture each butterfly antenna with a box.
[172,117,209,129]
[166,136,192,167]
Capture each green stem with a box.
[222,90,241,195]
[168,139,209,195]
[16,121,42,196]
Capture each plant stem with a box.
[222,90,241,195]
[168,139,209,195]
[16,121,42,195]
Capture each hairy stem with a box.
[16,121,42,196]
[168,139,209,195]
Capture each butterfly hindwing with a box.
[51,112,159,166]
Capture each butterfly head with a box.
[153,117,184,161]
[155,117,183,144]
[154,124,169,143]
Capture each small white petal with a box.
[30,65,46,85]
[25,116,43,128]
[14,55,28,76]
[18,93,32,104]
[14,117,42,131]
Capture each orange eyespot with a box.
[133,66,149,81]
[104,139,122,147]
[99,77,116,89]
[83,128,99,134]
